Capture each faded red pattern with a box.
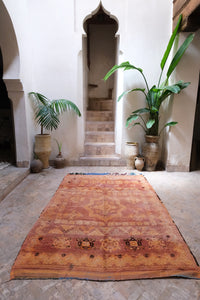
[10,175,200,280]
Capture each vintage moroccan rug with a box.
[10,174,200,280]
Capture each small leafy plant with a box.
[29,92,81,134]
[104,15,194,136]
[55,139,62,155]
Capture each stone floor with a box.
[0,166,200,300]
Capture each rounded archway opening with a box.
[0,48,16,164]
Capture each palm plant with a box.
[29,92,81,134]
[104,15,194,136]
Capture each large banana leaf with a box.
[167,33,194,79]
[157,81,190,106]
[160,15,182,71]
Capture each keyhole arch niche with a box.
[82,3,123,154]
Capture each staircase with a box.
[79,98,125,166]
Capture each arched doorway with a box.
[0,49,16,163]
[0,0,29,167]
[81,4,123,166]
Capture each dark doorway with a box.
[190,73,200,170]
[0,49,16,164]
[84,4,118,101]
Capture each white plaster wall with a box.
[2,0,183,165]
[166,29,200,171]
[0,1,19,79]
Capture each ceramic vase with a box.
[124,142,139,169]
[142,135,159,171]
[54,153,65,169]
[30,159,43,173]
[135,156,145,171]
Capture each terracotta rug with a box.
[10,174,200,280]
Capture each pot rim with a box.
[126,141,138,145]
[36,133,51,136]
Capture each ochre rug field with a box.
[10,175,200,280]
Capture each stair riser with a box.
[85,144,115,155]
[88,99,113,111]
[85,133,114,143]
[86,122,114,131]
[86,111,113,121]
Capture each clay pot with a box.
[135,156,145,171]
[30,159,43,173]
[124,142,139,169]
[34,134,51,169]
[54,153,65,169]
[142,135,159,171]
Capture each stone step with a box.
[86,121,114,132]
[88,98,113,111]
[75,155,126,166]
[86,111,113,121]
[84,142,115,155]
[85,131,114,143]
[0,165,29,202]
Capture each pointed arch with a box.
[80,3,123,163]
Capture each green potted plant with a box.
[104,15,194,170]
[29,92,81,168]
[54,139,65,169]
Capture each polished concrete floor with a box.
[0,166,200,300]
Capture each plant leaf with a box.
[132,108,150,114]
[146,119,155,129]
[158,81,191,105]
[117,88,146,102]
[104,61,143,81]
[50,99,81,116]
[160,15,182,71]
[167,33,194,79]
[165,121,178,127]
[126,114,139,127]
[150,106,159,113]
[35,105,60,131]
[128,122,141,128]
[29,92,50,106]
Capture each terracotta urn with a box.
[54,152,65,169]
[142,135,159,171]
[34,134,51,169]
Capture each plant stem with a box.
[141,72,150,94]
[41,125,43,135]
[157,69,163,88]
[136,123,147,133]
[139,115,148,131]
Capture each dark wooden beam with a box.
[173,0,200,31]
